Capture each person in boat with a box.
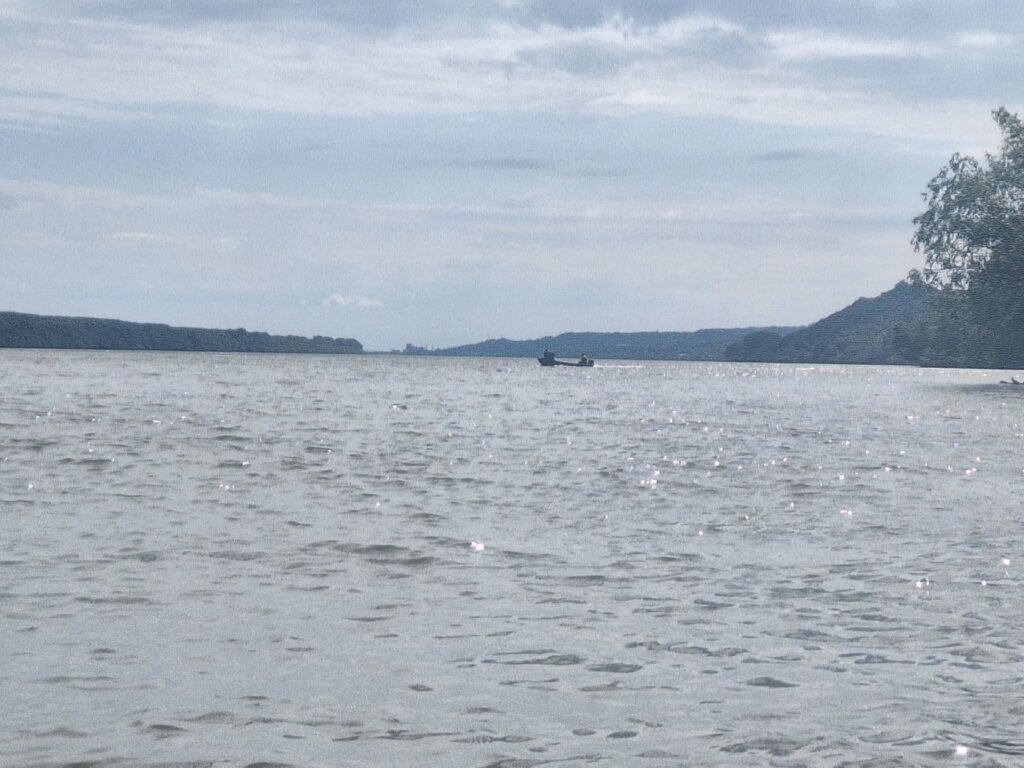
[579,353,589,365]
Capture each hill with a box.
[723,282,933,365]
[0,311,363,354]
[404,327,799,361]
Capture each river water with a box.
[2,350,1023,767]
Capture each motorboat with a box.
[538,351,594,367]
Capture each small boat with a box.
[538,351,594,367]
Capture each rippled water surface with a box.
[3,350,1024,767]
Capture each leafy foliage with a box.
[912,107,1024,289]
[909,107,1024,368]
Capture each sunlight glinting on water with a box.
[1,352,1023,766]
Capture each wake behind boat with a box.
[539,350,594,367]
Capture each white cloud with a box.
[0,176,157,210]
[955,31,1017,50]
[323,294,384,308]
[766,31,935,61]
[194,188,326,210]
[104,230,238,253]
[0,5,1015,143]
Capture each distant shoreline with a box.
[1,280,969,367]
[393,281,958,367]
[0,311,363,355]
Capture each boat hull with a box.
[538,357,594,367]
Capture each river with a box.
[2,351,1022,766]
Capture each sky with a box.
[1,1,1022,350]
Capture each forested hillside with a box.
[405,327,798,361]
[723,282,933,365]
[0,312,363,354]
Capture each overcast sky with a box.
[2,1,1021,350]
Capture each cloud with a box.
[104,230,238,253]
[458,156,551,171]
[753,149,812,162]
[323,294,384,308]
[0,2,1018,143]
[195,188,326,210]
[766,31,935,61]
[955,31,1019,50]
[0,176,156,210]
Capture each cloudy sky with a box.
[2,1,1021,350]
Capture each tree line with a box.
[0,312,363,354]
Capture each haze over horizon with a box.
[2,1,1022,350]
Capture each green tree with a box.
[910,107,1024,367]
[912,107,1024,288]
